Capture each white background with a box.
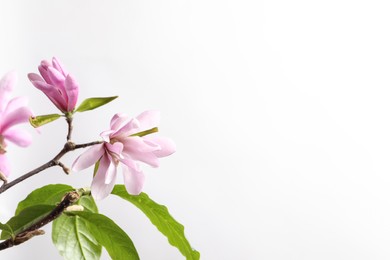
[1,0,390,259]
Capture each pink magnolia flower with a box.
[72,111,176,200]
[0,72,33,178]
[28,57,79,113]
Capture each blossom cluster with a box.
[0,57,175,199]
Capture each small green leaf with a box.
[130,127,159,137]
[29,114,61,128]
[15,184,73,215]
[71,211,139,260]
[112,185,200,260]
[0,222,14,240]
[52,193,101,260]
[76,195,98,213]
[75,96,118,113]
[1,205,55,240]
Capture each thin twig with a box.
[0,140,103,194]
[74,141,103,149]
[0,191,81,250]
[0,161,56,194]
[57,162,70,175]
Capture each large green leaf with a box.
[29,114,61,128]
[1,205,55,240]
[15,184,73,215]
[112,185,200,260]
[52,194,101,260]
[0,222,14,240]
[71,211,139,260]
[52,214,101,260]
[75,96,118,113]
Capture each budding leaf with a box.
[29,114,61,128]
[111,185,200,260]
[0,222,14,240]
[77,195,98,213]
[70,211,139,260]
[75,96,118,113]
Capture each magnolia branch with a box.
[0,140,103,194]
[66,116,73,141]
[0,190,81,251]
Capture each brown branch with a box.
[0,161,57,194]
[0,140,103,194]
[0,191,80,251]
[57,162,70,175]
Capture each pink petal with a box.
[100,130,114,142]
[121,159,145,195]
[121,157,141,171]
[64,74,79,111]
[72,144,104,172]
[38,65,52,84]
[47,67,66,91]
[136,110,160,131]
[91,155,116,200]
[105,142,124,157]
[27,73,44,83]
[123,136,159,153]
[122,137,160,167]
[114,118,140,137]
[4,96,28,115]
[1,107,32,132]
[0,154,11,177]
[29,79,67,112]
[110,113,129,130]
[3,128,32,147]
[0,71,16,93]
[104,154,117,184]
[145,136,176,157]
[52,57,68,76]
[0,71,17,112]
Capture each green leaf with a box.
[52,214,101,260]
[0,222,14,240]
[15,184,73,215]
[29,114,61,128]
[112,185,200,260]
[76,195,98,213]
[52,193,101,260]
[75,96,118,113]
[1,205,55,240]
[71,211,139,260]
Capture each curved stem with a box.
[66,116,73,141]
[0,161,56,194]
[0,140,103,195]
